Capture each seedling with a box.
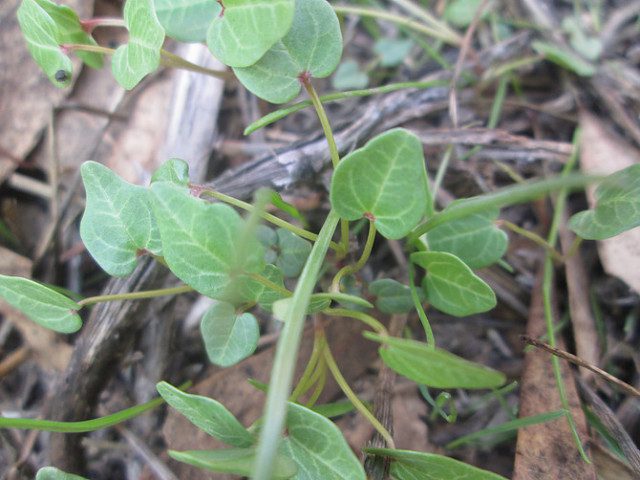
[7,1,640,479]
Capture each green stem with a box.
[290,333,325,402]
[77,285,194,308]
[409,262,435,347]
[542,129,590,463]
[323,346,396,449]
[244,79,448,135]
[305,363,327,407]
[333,5,461,46]
[324,308,388,336]
[246,272,292,298]
[0,382,190,432]
[431,145,453,205]
[409,174,597,242]
[61,44,229,80]
[302,79,350,258]
[331,221,376,291]
[199,188,341,252]
[80,17,126,32]
[253,210,340,480]
[499,220,564,262]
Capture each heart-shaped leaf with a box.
[374,38,413,67]
[369,278,419,314]
[365,448,508,480]
[80,161,162,277]
[569,164,640,240]
[200,301,259,367]
[150,182,264,298]
[332,59,369,90]
[151,158,190,186]
[112,0,165,90]
[0,275,81,333]
[281,402,366,480]
[26,0,103,70]
[425,208,507,269]
[36,467,88,480]
[366,334,506,389]
[156,381,254,447]
[154,0,220,42]
[258,227,312,278]
[233,0,343,103]
[17,0,74,87]
[411,251,496,317]
[207,0,295,68]
[169,448,297,479]
[331,129,429,239]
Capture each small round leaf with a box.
[331,129,429,239]
[200,301,259,367]
[411,251,496,316]
[207,0,295,68]
[233,0,343,103]
[154,0,220,42]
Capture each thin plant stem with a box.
[61,44,229,80]
[244,79,449,135]
[324,308,388,337]
[331,221,376,291]
[290,332,325,402]
[408,263,435,347]
[499,220,564,262]
[431,145,453,203]
[542,128,591,463]
[0,381,190,432]
[77,285,194,308]
[305,363,327,407]
[333,5,461,46]
[199,188,341,252]
[323,345,396,448]
[302,78,350,258]
[80,17,126,32]
[388,0,461,42]
[254,210,340,480]
[246,272,292,298]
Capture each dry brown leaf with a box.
[513,268,596,480]
[578,110,640,294]
[0,0,94,181]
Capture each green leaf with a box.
[369,278,417,314]
[150,182,264,298]
[207,0,295,68]
[411,251,496,316]
[80,161,161,277]
[31,0,103,69]
[532,40,596,77]
[200,301,259,367]
[275,229,312,278]
[17,0,74,86]
[154,0,220,42]
[331,129,428,239]
[151,158,190,186]
[366,334,506,390]
[156,381,254,447]
[36,467,88,480]
[443,0,485,28]
[425,208,507,269]
[332,60,369,90]
[169,448,297,479]
[233,0,343,103]
[281,402,366,479]
[0,275,81,333]
[365,448,508,480]
[112,0,165,89]
[373,38,413,67]
[569,164,640,240]
[257,226,311,278]
[270,191,306,224]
